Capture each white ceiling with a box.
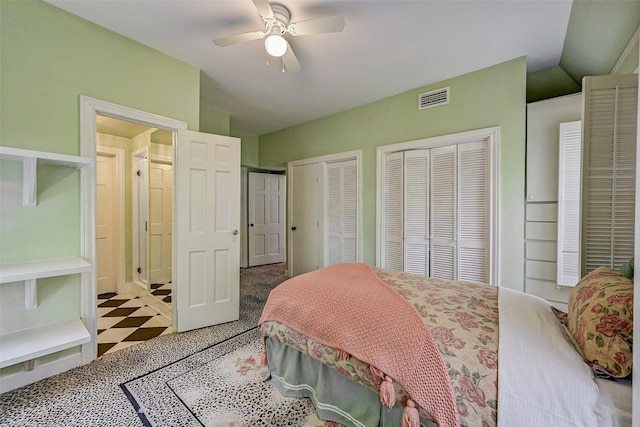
[47,0,573,135]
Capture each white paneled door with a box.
[291,163,320,276]
[248,172,286,266]
[175,131,241,332]
[96,154,116,295]
[149,162,173,284]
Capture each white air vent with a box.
[418,87,450,110]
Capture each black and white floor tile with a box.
[97,292,174,357]
[151,281,172,305]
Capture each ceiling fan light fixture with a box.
[265,34,287,57]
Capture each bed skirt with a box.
[266,337,437,427]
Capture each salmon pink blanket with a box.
[258,263,459,427]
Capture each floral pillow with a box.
[567,266,633,378]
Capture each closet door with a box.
[582,75,638,274]
[457,141,489,282]
[384,152,404,271]
[326,160,358,266]
[291,163,320,276]
[403,150,430,276]
[557,121,582,286]
[430,145,457,280]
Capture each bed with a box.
[258,263,632,427]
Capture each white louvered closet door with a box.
[430,145,457,280]
[384,152,404,271]
[457,141,489,283]
[557,121,582,286]
[326,160,358,266]
[582,75,638,274]
[403,150,430,276]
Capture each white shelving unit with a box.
[0,319,90,369]
[0,258,92,308]
[0,146,91,207]
[0,146,93,384]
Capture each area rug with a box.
[123,327,327,427]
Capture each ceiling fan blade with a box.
[252,0,274,19]
[213,31,263,47]
[289,14,345,36]
[282,41,301,72]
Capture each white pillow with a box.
[498,288,598,427]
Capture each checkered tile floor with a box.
[151,281,172,305]
[97,293,174,357]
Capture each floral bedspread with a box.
[260,267,499,427]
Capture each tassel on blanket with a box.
[261,336,268,367]
[379,375,395,408]
[335,348,350,360]
[370,365,385,379]
[402,399,419,427]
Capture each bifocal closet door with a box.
[326,160,358,266]
[384,152,404,271]
[383,141,490,283]
[582,74,638,275]
[456,141,489,283]
[403,150,430,276]
[429,145,457,280]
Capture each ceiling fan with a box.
[213,0,345,72]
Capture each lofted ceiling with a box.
[47,0,638,136]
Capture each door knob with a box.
[291,226,297,231]
[232,229,239,235]
[250,224,254,227]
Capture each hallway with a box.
[97,292,173,357]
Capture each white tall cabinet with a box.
[524,94,581,304]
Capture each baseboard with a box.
[130,281,149,297]
[0,353,83,394]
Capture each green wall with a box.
[200,104,230,136]
[231,127,260,168]
[526,65,581,102]
[260,57,527,291]
[0,0,201,370]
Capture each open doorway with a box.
[81,96,241,364]
[95,115,174,356]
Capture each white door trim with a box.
[376,126,501,285]
[248,172,286,267]
[80,96,187,363]
[240,167,249,268]
[96,146,125,294]
[287,150,362,277]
